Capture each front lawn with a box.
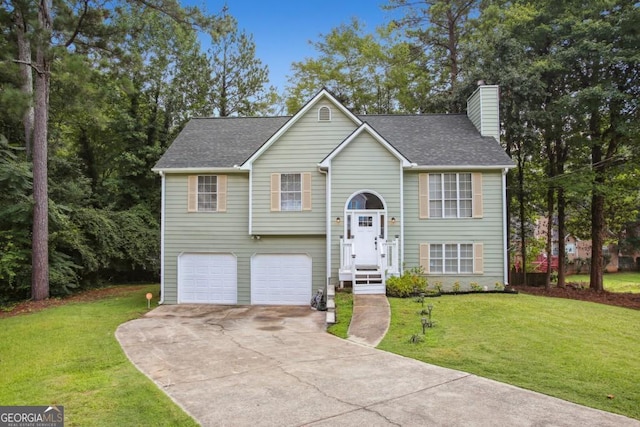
[326,290,353,338]
[376,293,640,420]
[569,271,640,293]
[0,285,198,427]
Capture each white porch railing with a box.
[380,237,400,276]
[339,237,400,281]
[339,238,356,280]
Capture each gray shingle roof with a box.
[154,113,513,170]
[364,114,513,166]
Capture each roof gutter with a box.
[152,167,248,174]
[406,164,515,171]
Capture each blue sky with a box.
[196,1,400,91]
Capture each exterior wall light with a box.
[336,217,341,224]
[391,217,396,224]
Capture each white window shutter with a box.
[302,172,312,211]
[474,243,484,274]
[187,175,197,212]
[217,175,227,212]
[270,173,280,211]
[419,243,430,273]
[472,172,483,218]
[419,173,429,219]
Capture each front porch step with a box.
[354,269,383,285]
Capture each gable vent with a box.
[318,106,331,121]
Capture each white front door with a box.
[352,212,380,266]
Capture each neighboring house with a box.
[153,86,514,305]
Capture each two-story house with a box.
[153,86,514,305]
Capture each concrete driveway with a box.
[116,305,639,427]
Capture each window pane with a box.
[430,200,443,218]
[281,173,301,211]
[460,244,473,273]
[444,200,457,217]
[459,200,472,218]
[430,244,443,273]
[429,174,442,199]
[445,244,458,273]
[459,173,472,198]
[197,175,217,212]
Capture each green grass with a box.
[0,285,198,427]
[568,271,640,293]
[326,290,353,338]
[375,294,640,420]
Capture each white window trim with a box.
[429,243,474,274]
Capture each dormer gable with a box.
[239,88,361,170]
[319,122,411,168]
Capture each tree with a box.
[385,0,479,112]
[286,19,393,114]
[3,0,221,300]
[471,0,640,290]
[208,11,277,117]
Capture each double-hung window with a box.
[280,173,301,211]
[197,175,217,211]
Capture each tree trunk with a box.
[14,6,34,159]
[590,190,605,291]
[517,149,527,286]
[557,185,566,288]
[544,186,554,290]
[31,0,52,301]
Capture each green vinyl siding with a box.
[403,170,505,290]
[251,98,357,235]
[329,132,403,282]
[162,173,325,304]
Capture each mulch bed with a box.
[511,284,640,310]
[0,285,147,319]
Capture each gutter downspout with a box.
[159,171,166,304]
[400,162,406,270]
[502,168,509,285]
[318,165,331,286]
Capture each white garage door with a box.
[178,253,237,304]
[251,254,312,305]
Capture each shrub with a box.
[386,267,427,297]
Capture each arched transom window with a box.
[347,192,384,210]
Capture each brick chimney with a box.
[467,84,500,142]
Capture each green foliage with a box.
[0,137,32,300]
[386,266,427,297]
[452,281,461,293]
[469,282,482,292]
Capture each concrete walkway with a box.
[116,305,639,427]
[347,294,390,347]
